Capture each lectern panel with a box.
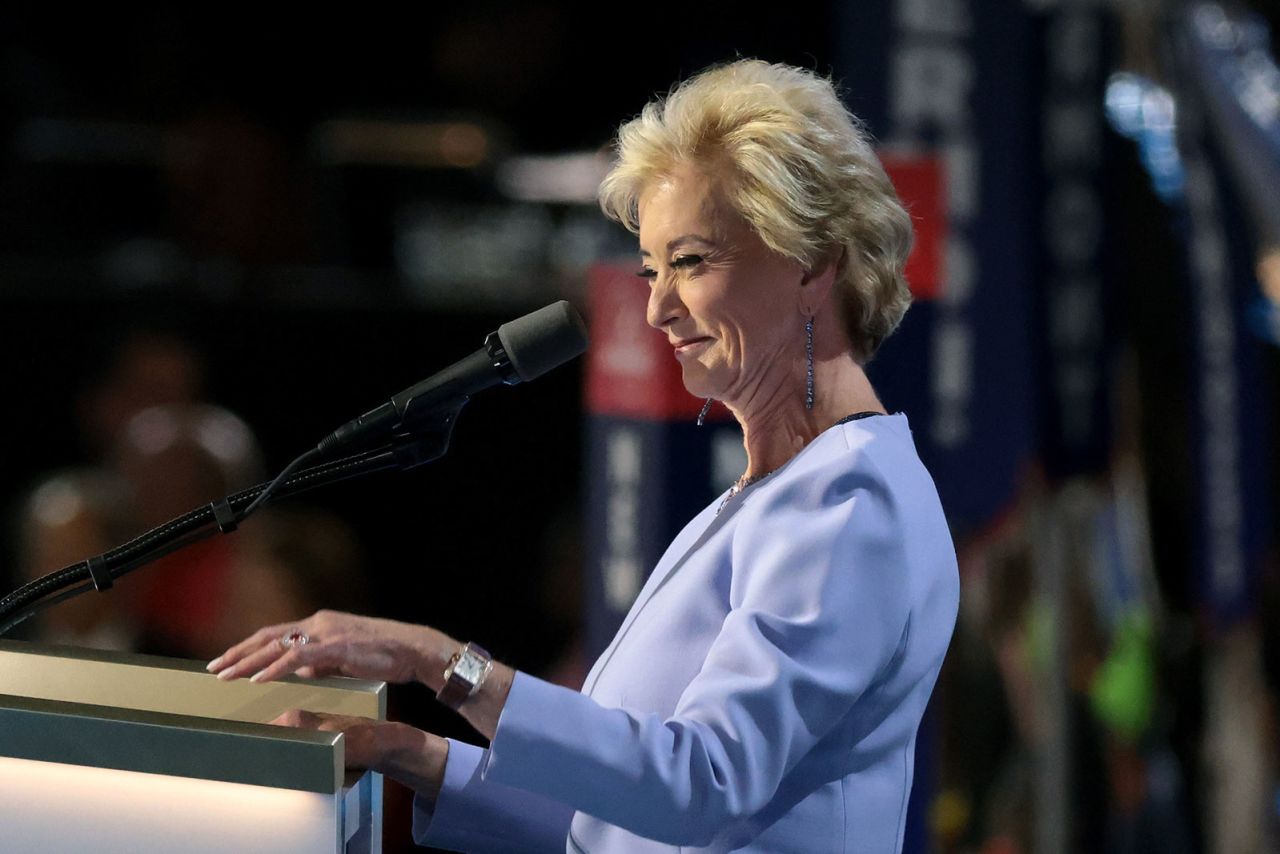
[0,641,385,853]
[1,755,344,854]
[0,692,343,792]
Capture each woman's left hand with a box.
[206,610,455,688]
[270,710,449,799]
[209,609,514,742]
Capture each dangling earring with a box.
[805,316,815,411]
[697,398,714,426]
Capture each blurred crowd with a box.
[12,330,369,661]
[935,468,1201,854]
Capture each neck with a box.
[725,352,884,479]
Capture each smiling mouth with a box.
[673,337,712,356]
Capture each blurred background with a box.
[0,2,1277,852]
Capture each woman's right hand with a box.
[206,610,457,688]
[270,708,450,800]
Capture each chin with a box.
[680,367,721,402]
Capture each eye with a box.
[636,266,657,279]
[672,254,703,268]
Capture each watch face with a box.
[455,652,486,684]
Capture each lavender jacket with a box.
[413,412,959,852]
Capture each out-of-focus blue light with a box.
[1105,72,1186,202]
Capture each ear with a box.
[797,247,844,316]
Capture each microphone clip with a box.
[389,401,466,471]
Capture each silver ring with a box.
[279,630,310,649]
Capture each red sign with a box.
[882,154,945,300]
[584,263,719,421]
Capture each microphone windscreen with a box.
[497,301,589,382]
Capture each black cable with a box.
[236,447,323,523]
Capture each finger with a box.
[207,621,296,673]
[291,662,340,679]
[217,637,299,682]
[269,709,362,733]
[249,646,307,683]
[270,708,315,728]
[250,641,337,684]
[310,714,368,734]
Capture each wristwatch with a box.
[436,642,493,710]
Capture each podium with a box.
[0,639,385,853]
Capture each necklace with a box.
[716,470,776,515]
[714,410,887,516]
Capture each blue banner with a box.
[1182,4,1280,253]
[1174,4,1275,626]
[835,0,1040,536]
[1033,4,1119,479]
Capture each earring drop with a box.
[805,316,815,411]
[697,398,714,426]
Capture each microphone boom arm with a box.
[0,413,465,639]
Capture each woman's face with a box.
[638,165,806,408]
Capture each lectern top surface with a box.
[0,639,387,793]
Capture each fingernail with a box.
[206,657,222,672]
[217,669,234,681]
[250,670,266,683]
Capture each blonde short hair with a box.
[599,59,914,363]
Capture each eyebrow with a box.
[638,234,717,257]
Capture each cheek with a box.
[728,304,790,357]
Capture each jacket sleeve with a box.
[478,462,915,847]
[411,738,575,853]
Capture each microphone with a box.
[318,300,588,455]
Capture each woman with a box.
[209,59,959,853]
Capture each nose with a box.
[645,269,685,330]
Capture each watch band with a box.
[436,642,493,710]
